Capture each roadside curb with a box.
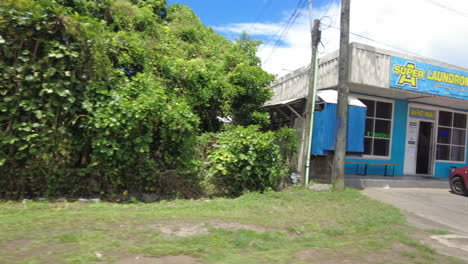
[346,178,449,189]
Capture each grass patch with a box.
[0,187,462,263]
[425,229,452,235]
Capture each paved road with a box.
[362,188,468,261]
[362,188,468,235]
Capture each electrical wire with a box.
[318,0,467,60]
[262,0,308,64]
[421,0,468,18]
[320,16,333,31]
[261,0,306,50]
[247,0,274,34]
[317,1,339,52]
[325,24,437,61]
[261,0,465,68]
[320,0,336,20]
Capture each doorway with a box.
[416,121,433,174]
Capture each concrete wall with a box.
[349,43,468,89]
[310,155,333,183]
[294,118,305,174]
[265,50,339,106]
[349,45,391,89]
[266,66,309,106]
[317,50,339,90]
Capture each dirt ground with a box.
[102,255,200,264]
[95,221,464,264]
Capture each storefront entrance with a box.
[416,121,433,174]
[404,106,436,175]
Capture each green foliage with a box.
[274,127,299,171]
[204,126,288,197]
[0,0,273,199]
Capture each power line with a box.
[261,0,336,65]
[421,0,468,18]
[262,0,463,67]
[317,1,339,50]
[319,0,467,60]
[349,32,434,61]
[261,0,306,51]
[262,0,308,64]
[247,0,274,33]
[320,0,336,20]
[326,24,436,61]
[271,1,307,48]
[266,2,307,62]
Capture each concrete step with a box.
[345,175,449,189]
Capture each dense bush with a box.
[274,127,299,172]
[202,126,295,197]
[0,0,274,199]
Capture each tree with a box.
[0,0,274,198]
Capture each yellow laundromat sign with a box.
[390,56,468,100]
[393,62,424,87]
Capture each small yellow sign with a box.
[409,107,435,120]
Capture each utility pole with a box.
[332,0,350,191]
[301,2,321,186]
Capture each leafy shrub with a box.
[274,127,299,172]
[204,126,288,197]
[0,0,273,199]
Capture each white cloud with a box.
[214,0,468,77]
[213,23,283,36]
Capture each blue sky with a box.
[167,0,331,43]
[167,0,329,28]
[167,0,468,77]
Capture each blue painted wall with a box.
[343,98,468,178]
[311,104,336,155]
[307,92,468,178]
[311,103,366,155]
[348,106,366,153]
[345,99,408,176]
[433,145,468,177]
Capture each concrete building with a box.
[265,43,468,180]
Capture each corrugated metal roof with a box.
[263,98,304,107]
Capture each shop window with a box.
[360,99,392,157]
[436,111,467,162]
